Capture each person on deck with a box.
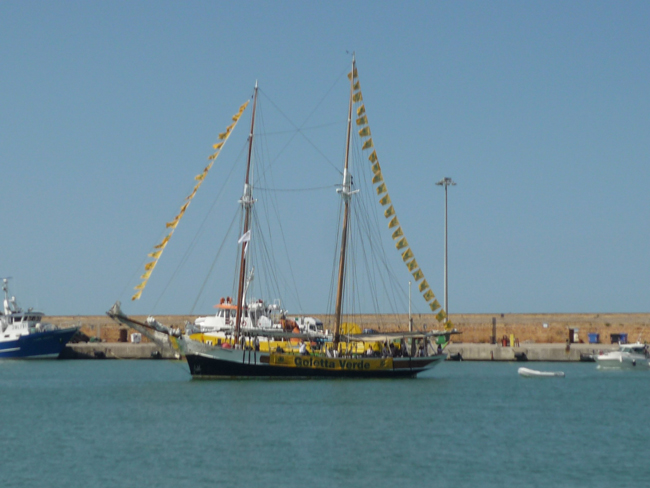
[299,341,308,355]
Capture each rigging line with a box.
[261,176,305,312]
[254,184,338,193]
[260,120,342,135]
[189,210,240,315]
[149,140,249,314]
[256,82,347,178]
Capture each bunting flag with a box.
[401,248,413,261]
[358,127,371,137]
[350,64,449,326]
[406,258,418,271]
[131,99,249,301]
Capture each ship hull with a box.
[183,342,446,379]
[0,327,79,359]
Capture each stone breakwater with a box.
[50,312,650,345]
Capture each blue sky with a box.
[1,1,649,316]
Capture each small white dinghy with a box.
[518,367,565,378]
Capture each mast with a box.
[234,82,258,341]
[333,57,357,349]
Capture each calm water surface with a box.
[1,359,648,487]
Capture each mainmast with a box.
[333,57,358,350]
[234,82,258,341]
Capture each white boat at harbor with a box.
[518,367,565,378]
[595,343,650,369]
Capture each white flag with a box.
[238,230,251,244]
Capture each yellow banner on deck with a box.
[269,354,393,371]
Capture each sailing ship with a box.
[109,56,457,378]
[1,278,79,358]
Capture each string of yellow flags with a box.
[348,68,451,330]
[131,100,250,301]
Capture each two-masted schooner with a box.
[109,56,457,378]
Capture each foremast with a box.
[333,56,359,350]
[234,82,258,342]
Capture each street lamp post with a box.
[435,177,456,322]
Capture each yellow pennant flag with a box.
[384,205,395,218]
[423,289,435,302]
[372,162,381,174]
[392,227,403,240]
[362,138,374,150]
[388,216,399,229]
[357,105,365,116]
[353,91,363,102]
[376,183,387,195]
[134,281,147,291]
[372,172,383,184]
[406,259,418,271]
[358,127,371,137]
[412,269,424,281]
[132,99,249,301]
[368,150,377,163]
[395,238,408,250]
[353,81,360,91]
[419,279,429,292]
[347,68,358,80]
[429,300,441,312]
[379,194,391,206]
[356,116,368,126]
[401,248,413,261]
[436,310,447,322]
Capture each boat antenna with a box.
[234,82,258,342]
[333,55,358,350]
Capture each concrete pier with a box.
[61,343,179,360]
[60,342,619,361]
[444,343,618,362]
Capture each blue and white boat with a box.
[0,278,78,358]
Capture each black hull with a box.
[185,352,444,379]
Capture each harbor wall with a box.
[50,312,650,345]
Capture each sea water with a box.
[1,359,648,488]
